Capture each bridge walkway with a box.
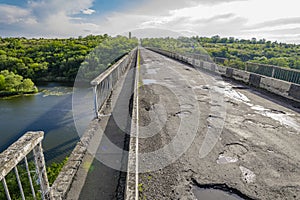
[66,58,136,199]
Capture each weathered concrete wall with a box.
[260,76,291,97]
[226,68,234,78]
[289,84,300,100]
[147,47,300,103]
[216,65,227,74]
[232,69,251,83]
[249,74,261,87]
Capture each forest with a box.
[0,35,138,95]
[1,34,299,94]
[141,36,300,70]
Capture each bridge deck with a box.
[136,48,300,199]
[66,48,300,200]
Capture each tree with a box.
[20,78,35,92]
[0,74,5,90]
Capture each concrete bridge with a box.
[1,47,300,200]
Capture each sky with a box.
[0,0,300,43]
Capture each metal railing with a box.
[0,131,50,200]
[91,48,137,118]
[148,47,300,85]
[245,62,300,84]
[198,54,300,84]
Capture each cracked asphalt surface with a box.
[137,48,300,200]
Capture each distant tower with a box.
[129,32,132,39]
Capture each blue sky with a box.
[0,0,27,7]
[0,0,300,43]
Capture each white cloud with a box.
[82,9,95,15]
[245,17,300,31]
[0,0,300,43]
[0,0,99,37]
[127,0,247,15]
[0,4,36,24]
[106,0,300,43]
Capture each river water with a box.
[0,82,87,163]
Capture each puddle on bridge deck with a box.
[146,68,158,74]
[143,79,157,85]
[193,186,245,200]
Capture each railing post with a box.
[25,156,37,200]
[2,178,12,200]
[93,85,99,118]
[271,67,275,78]
[33,142,51,200]
[14,166,25,200]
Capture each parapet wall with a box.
[147,48,300,103]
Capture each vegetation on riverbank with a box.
[141,36,300,70]
[0,70,38,97]
[0,157,68,200]
[0,35,138,96]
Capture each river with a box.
[0,82,88,163]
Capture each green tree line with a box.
[141,36,300,70]
[0,35,138,94]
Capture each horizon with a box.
[0,0,300,44]
[0,32,299,46]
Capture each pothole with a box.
[193,187,244,200]
[217,154,238,164]
[269,109,286,114]
[232,86,248,90]
[202,85,210,90]
[217,143,248,165]
[142,79,157,85]
[243,119,276,129]
[146,69,157,74]
[225,143,248,155]
[239,166,256,183]
[251,105,300,130]
[192,179,252,200]
[174,110,192,118]
[208,115,224,119]
[180,104,194,109]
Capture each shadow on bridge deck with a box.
[68,64,135,200]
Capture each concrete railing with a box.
[147,47,300,103]
[91,48,138,118]
[0,131,50,200]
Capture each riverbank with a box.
[0,81,75,99]
[0,90,38,99]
